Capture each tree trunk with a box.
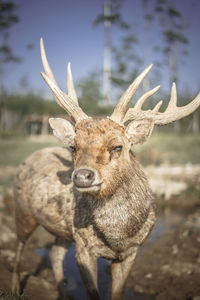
[142,0,151,93]
[103,0,111,107]
[41,115,49,135]
[191,111,199,133]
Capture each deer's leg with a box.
[50,237,72,299]
[12,208,38,294]
[12,241,24,293]
[76,243,100,300]
[111,247,138,300]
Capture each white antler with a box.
[40,38,88,123]
[67,62,78,104]
[109,64,200,126]
[123,82,200,125]
[110,64,153,124]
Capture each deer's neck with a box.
[74,160,154,252]
[77,159,153,229]
[97,160,153,220]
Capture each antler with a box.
[123,82,200,125]
[109,64,200,126]
[40,38,88,123]
[110,64,153,124]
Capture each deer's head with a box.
[40,38,200,198]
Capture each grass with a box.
[0,290,28,299]
[0,136,59,167]
[0,135,59,189]
[0,132,199,189]
[0,132,199,168]
[134,132,200,166]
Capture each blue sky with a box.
[2,0,200,102]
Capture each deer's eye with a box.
[110,145,123,154]
[69,146,76,153]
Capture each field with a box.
[0,136,59,189]
[0,132,200,300]
[1,133,200,167]
[0,132,200,189]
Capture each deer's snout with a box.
[73,168,95,188]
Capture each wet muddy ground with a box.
[0,164,200,300]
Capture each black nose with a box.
[73,168,95,188]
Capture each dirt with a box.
[127,210,200,300]
[0,170,200,300]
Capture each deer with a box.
[11,38,200,300]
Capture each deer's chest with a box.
[94,203,138,249]
[74,199,142,259]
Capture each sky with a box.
[1,0,200,102]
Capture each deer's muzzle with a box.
[72,168,95,188]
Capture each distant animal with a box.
[12,38,200,300]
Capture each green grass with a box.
[0,136,59,167]
[0,136,59,189]
[0,133,199,168]
[0,133,199,190]
[0,290,28,299]
[134,132,200,165]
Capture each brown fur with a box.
[12,118,156,300]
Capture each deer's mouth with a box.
[74,182,102,193]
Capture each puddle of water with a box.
[150,209,184,242]
[35,245,132,299]
[63,249,111,300]
[35,210,184,299]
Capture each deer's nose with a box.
[73,168,95,188]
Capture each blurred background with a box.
[0,0,200,135]
[0,1,200,299]
[0,0,199,189]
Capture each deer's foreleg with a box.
[111,247,138,300]
[76,242,100,300]
[50,237,72,299]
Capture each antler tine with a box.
[110,64,153,124]
[40,38,57,85]
[123,85,160,123]
[40,38,68,112]
[67,62,78,104]
[41,72,87,122]
[154,83,200,125]
[152,100,163,112]
[134,85,160,110]
[123,82,200,125]
[40,38,88,123]
[166,82,177,108]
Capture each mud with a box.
[127,210,200,300]
[0,164,200,300]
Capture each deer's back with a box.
[14,147,74,239]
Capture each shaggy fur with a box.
[12,118,156,300]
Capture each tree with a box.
[111,29,142,97]
[142,0,154,92]
[94,0,129,106]
[77,71,103,115]
[103,0,111,107]
[155,0,189,132]
[0,1,21,131]
[0,0,21,73]
[155,0,189,85]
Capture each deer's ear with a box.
[125,119,154,144]
[49,118,75,145]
